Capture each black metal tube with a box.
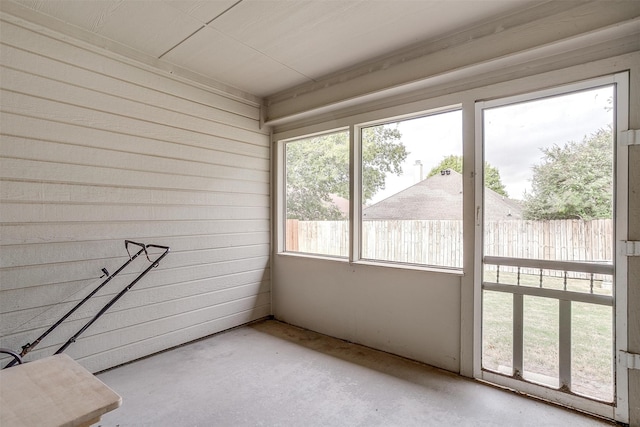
[54,244,170,355]
[3,241,147,369]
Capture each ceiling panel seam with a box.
[158,0,244,60]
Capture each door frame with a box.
[472,72,629,423]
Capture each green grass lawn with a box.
[482,271,614,402]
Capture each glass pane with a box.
[361,110,462,267]
[483,86,614,264]
[482,290,513,374]
[572,302,613,402]
[285,131,349,257]
[523,296,559,388]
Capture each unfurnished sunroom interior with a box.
[0,0,639,425]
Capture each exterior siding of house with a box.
[0,12,271,373]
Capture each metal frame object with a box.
[0,348,23,366]
[3,240,170,369]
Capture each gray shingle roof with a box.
[362,169,522,220]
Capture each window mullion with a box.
[350,125,362,262]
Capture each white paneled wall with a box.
[0,13,271,372]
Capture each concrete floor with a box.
[95,319,615,427]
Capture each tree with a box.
[427,155,508,197]
[286,126,408,220]
[361,125,407,202]
[522,127,613,220]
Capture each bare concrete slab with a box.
[95,320,615,426]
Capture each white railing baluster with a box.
[513,293,524,379]
[559,300,572,391]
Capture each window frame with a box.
[277,106,465,273]
[355,109,464,269]
[279,127,351,259]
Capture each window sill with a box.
[277,251,464,276]
[356,259,464,275]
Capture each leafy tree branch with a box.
[522,127,613,220]
[286,127,408,220]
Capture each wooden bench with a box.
[0,354,121,427]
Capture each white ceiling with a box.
[11,0,543,98]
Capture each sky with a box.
[370,109,462,204]
[369,85,613,204]
[484,86,613,199]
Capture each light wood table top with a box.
[0,354,121,427]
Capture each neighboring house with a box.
[328,194,350,218]
[362,169,522,221]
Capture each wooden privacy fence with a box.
[484,219,613,280]
[286,219,613,272]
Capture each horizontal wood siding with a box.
[0,14,271,372]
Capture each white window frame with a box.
[276,106,465,273]
[353,109,464,269]
[277,128,351,259]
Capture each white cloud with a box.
[368,85,613,204]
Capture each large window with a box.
[281,109,464,269]
[284,130,350,257]
[360,110,463,268]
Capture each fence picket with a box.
[286,219,613,273]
